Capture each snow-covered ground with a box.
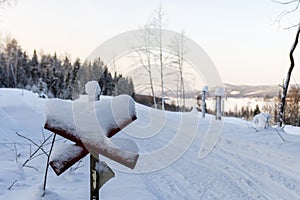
[0,88,300,200]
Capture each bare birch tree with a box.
[171,31,186,111]
[136,5,168,110]
[150,5,167,110]
[136,26,157,108]
[273,0,300,126]
[279,25,300,126]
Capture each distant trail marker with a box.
[202,85,208,118]
[214,87,225,120]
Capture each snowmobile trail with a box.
[136,114,300,200]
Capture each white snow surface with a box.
[252,113,271,129]
[284,125,300,136]
[1,88,300,200]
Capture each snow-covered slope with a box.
[1,88,300,200]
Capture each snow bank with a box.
[190,107,199,115]
[284,125,300,136]
[253,113,271,129]
[0,88,46,140]
[0,107,17,140]
[2,186,66,200]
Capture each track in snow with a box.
[122,110,300,200]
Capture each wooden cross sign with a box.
[44,92,139,176]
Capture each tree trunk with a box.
[279,24,300,127]
[42,134,56,197]
[160,30,164,110]
[149,70,157,108]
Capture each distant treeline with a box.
[0,38,134,99]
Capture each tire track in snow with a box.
[133,108,300,199]
[142,171,194,200]
[175,150,254,199]
[141,139,254,199]
[141,130,300,199]
[139,120,254,199]
[210,150,277,199]
[217,132,300,197]
[213,147,300,200]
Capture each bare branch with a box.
[42,134,56,197]
[273,0,300,26]
[72,159,84,172]
[23,165,39,171]
[33,151,50,159]
[135,48,149,72]
[284,22,300,29]
[7,180,17,190]
[16,132,48,155]
[21,134,52,167]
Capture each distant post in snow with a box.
[85,81,101,200]
[202,86,208,118]
[214,87,224,120]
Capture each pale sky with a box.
[1,0,300,86]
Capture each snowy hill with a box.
[223,84,280,98]
[0,88,300,200]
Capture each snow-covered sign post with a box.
[214,87,224,120]
[86,81,110,200]
[44,81,139,200]
[202,86,208,118]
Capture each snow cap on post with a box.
[202,85,208,92]
[214,87,224,96]
[253,113,271,129]
[85,81,101,101]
